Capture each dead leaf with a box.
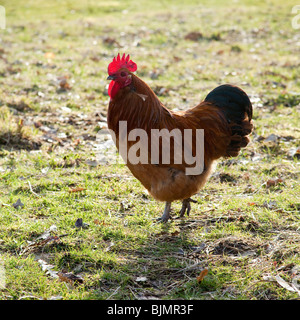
[242,173,250,181]
[8,100,31,112]
[38,260,84,285]
[85,160,98,167]
[246,220,260,231]
[288,147,300,159]
[263,200,278,210]
[105,241,115,252]
[184,31,203,41]
[264,134,279,143]
[57,76,71,90]
[136,276,148,282]
[38,259,58,279]
[157,230,180,237]
[37,224,58,240]
[19,225,67,256]
[173,56,182,62]
[196,269,208,283]
[68,187,85,193]
[58,271,84,285]
[93,219,106,226]
[103,37,121,47]
[20,235,62,255]
[75,218,83,228]
[12,198,24,209]
[153,86,170,96]
[74,218,89,229]
[59,80,71,90]
[275,275,299,293]
[90,55,100,62]
[251,152,263,162]
[266,178,284,188]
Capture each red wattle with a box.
[108,80,121,99]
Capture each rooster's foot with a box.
[156,201,172,223]
[179,198,197,218]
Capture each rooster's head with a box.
[107,53,137,99]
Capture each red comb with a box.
[108,53,137,75]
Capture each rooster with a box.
[106,53,253,222]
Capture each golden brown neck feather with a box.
[107,74,174,135]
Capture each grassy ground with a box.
[0,0,299,300]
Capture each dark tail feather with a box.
[205,84,253,157]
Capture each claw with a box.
[179,198,197,218]
[155,198,197,223]
[156,201,172,223]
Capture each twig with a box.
[174,260,207,274]
[107,286,121,300]
[28,181,40,197]
[129,287,139,299]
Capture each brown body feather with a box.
[107,72,253,202]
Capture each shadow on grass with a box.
[82,217,222,300]
[0,131,41,151]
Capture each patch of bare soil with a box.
[211,236,259,256]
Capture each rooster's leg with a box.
[179,198,197,218]
[157,201,172,222]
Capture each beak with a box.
[107,75,116,80]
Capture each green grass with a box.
[0,0,299,300]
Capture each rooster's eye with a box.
[120,72,127,77]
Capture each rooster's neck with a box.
[107,74,173,134]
